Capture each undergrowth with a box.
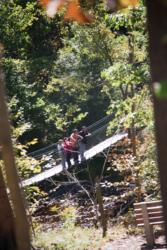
[33,223,139,250]
[32,204,143,250]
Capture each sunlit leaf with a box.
[119,0,138,8]
[33,165,41,173]
[106,0,139,11]
[64,1,93,24]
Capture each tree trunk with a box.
[128,33,142,201]
[128,34,137,158]
[0,45,31,250]
[146,0,167,241]
[0,170,16,250]
[95,177,107,237]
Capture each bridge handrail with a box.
[28,114,114,158]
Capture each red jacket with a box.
[63,140,72,153]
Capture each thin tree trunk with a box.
[146,0,167,242]
[128,34,141,201]
[95,177,107,237]
[128,34,137,157]
[0,44,31,250]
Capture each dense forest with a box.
[0,0,164,249]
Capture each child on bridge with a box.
[57,139,66,170]
[63,137,72,169]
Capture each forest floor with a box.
[33,217,167,250]
[32,159,166,250]
[101,234,166,250]
[32,181,167,250]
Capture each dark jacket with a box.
[79,130,89,144]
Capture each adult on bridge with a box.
[79,126,91,163]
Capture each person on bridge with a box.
[70,129,82,165]
[63,137,72,169]
[57,139,66,170]
[79,126,91,162]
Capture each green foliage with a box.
[105,5,146,33]
[2,3,113,146]
[49,21,115,125]
[97,2,159,200]
[3,94,40,184]
[11,119,40,179]
[0,0,65,59]
[138,129,159,197]
[25,185,48,203]
[0,0,74,146]
[1,0,159,204]
[60,206,77,229]
[0,0,37,58]
[101,3,151,133]
[102,63,151,132]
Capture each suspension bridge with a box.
[22,114,128,187]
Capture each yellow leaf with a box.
[119,0,139,8]
[106,0,139,11]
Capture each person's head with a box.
[82,126,87,132]
[73,128,78,134]
[63,137,68,142]
[58,139,63,144]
